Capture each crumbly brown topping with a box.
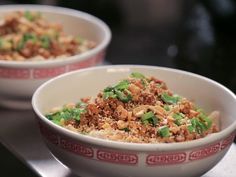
[0,11,96,61]
[46,72,219,143]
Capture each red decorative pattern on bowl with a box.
[0,67,30,79]
[146,152,187,165]
[0,50,105,80]
[38,121,235,166]
[96,149,138,165]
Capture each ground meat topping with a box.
[0,11,96,61]
[46,72,220,143]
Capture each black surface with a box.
[0,143,39,177]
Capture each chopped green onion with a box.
[46,112,62,125]
[16,33,37,50]
[40,35,51,49]
[115,89,132,103]
[103,91,117,99]
[23,33,37,43]
[45,114,53,120]
[130,72,148,86]
[187,125,194,133]
[161,93,180,104]
[16,38,25,50]
[76,101,87,108]
[173,113,184,126]
[130,72,146,79]
[163,105,170,111]
[46,106,86,124]
[24,11,34,21]
[103,81,132,102]
[190,116,211,134]
[202,116,212,129]
[114,80,130,90]
[158,126,170,137]
[52,119,61,125]
[198,112,212,129]
[141,111,158,126]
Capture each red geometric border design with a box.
[221,133,236,150]
[38,122,59,145]
[38,118,235,166]
[97,150,138,165]
[33,66,66,79]
[146,152,187,165]
[38,122,93,158]
[68,50,105,71]
[0,67,30,79]
[60,138,94,158]
[189,142,221,161]
[0,50,105,80]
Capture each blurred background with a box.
[0,0,236,176]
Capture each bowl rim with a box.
[32,65,236,151]
[0,4,111,68]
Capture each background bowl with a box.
[0,5,111,109]
[32,65,236,177]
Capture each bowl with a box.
[0,5,111,109]
[32,65,236,177]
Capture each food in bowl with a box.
[45,72,220,143]
[0,11,96,61]
[0,5,111,109]
[32,65,236,177]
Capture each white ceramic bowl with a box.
[0,5,111,108]
[32,65,236,177]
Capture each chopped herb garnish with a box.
[115,89,132,103]
[45,106,86,124]
[24,11,41,21]
[141,111,158,126]
[158,126,170,137]
[130,72,146,79]
[187,125,194,133]
[16,33,37,50]
[23,33,37,43]
[190,115,212,134]
[16,38,25,50]
[163,105,170,111]
[114,80,130,90]
[173,113,184,126]
[46,112,62,125]
[161,93,180,104]
[103,80,132,102]
[198,112,212,129]
[103,90,117,99]
[76,101,87,108]
[40,35,51,49]
[52,119,61,125]
[24,11,34,21]
[130,72,148,86]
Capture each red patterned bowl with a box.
[32,65,236,177]
[0,5,111,108]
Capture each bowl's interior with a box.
[34,65,236,131]
[0,5,107,47]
